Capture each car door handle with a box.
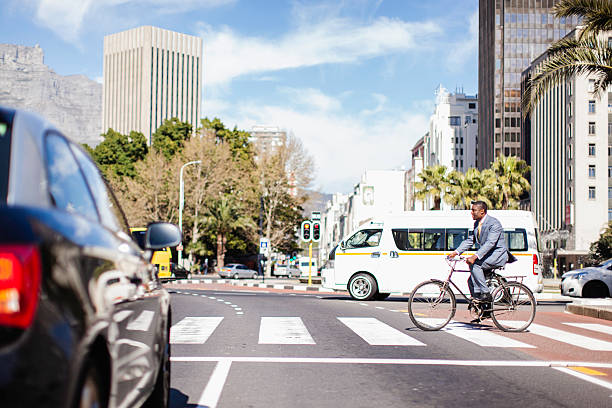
[371,252,380,258]
[390,251,399,258]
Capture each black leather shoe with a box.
[470,317,482,324]
[475,293,492,302]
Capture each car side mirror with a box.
[340,241,346,250]
[145,222,182,250]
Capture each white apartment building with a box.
[523,29,611,271]
[249,125,286,155]
[103,26,202,144]
[319,193,348,265]
[425,85,478,173]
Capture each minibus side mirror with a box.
[339,241,346,250]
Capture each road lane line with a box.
[563,323,612,336]
[553,367,612,391]
[501,322,612,351]
[568,366,607,376]
[198,359,232,408]
[259,317,315,344]
[337,317,425,346]
[170,317,224,344]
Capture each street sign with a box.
[259,238,269,254]
[311,211,321,221]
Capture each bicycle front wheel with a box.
[408,280,456,331]
[490,282,536,332]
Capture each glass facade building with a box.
[478,0,578,169]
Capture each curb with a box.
[565,303,612,321]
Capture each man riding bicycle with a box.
[448,201,509,317]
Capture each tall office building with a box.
[478,0,578,169]
[523,29,611,272]
[103,26,202,144]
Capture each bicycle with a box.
[408,256,536,332]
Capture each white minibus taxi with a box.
[322,210,543,300]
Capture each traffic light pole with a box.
[308,241,313,286]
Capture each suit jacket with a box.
[456,214,508,266]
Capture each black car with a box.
[0,107,181,407]
[170,262,192,279]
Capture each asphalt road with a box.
[167,285,612,408]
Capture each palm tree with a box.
[446,168,495,209]
[206,195,254,269]
[415,165,449,210]
[522,0,612,113]
[489,156,531,210]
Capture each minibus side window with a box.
[345,229,382,249]
[423,229,445,250]
[446,229,468,250]
[392,229,423,250]
[392,229,409,250]
[505,229,528,251]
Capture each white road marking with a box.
[126,310,155,331]
[563,323,612,336]
[502,322,612,351]
[375,306,385,310]
[553,367,612,391]
[170,317,224,344]
[259,317,315,344]
[338,317,425,346]
[198,359,232,408]
[440,321,534,348]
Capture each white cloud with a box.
[278,87,341,112]
[29,0,235,43]
[199,16,441,85]
[207,90,429,193]
[360,93,387,116]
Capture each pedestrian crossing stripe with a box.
[170,316,612,350]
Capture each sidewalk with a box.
[169,275,612,321]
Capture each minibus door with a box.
[336,228,384,283]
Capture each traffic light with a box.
[300,221,312,241]
[312,221,321,242]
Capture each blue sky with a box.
[2,0,478,193]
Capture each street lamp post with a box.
[178,160,201,267]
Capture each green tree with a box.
[200,117,254,162]
[415,165,449,210]
[589,221,612,264]
[489,156,531,210]
[522,0,612,113]
[152,118,192,159]
[205,195,255,269]
[86,128,148,178]
[446,168,495,209]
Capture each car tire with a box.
[252,273,257,279]
[348,273,377,301]
[582,281,610,298]
[143,309,171,408]
[76,361,107,408]
[233,273,239,280]
[187,273,192,279]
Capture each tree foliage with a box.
[522,0,612,113]
[589,221,612,264]
[152,118,193,159]
[85,128,148,178]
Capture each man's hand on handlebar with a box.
[447,252,478,265]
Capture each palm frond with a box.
[553,0,612,40]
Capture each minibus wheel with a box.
[348,273,377,301]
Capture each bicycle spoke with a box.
[490,282,536,332]
[409,281,456,331]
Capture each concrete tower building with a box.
[103,26,202,144]
[478,0,578,169]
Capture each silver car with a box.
[218,263,259,279]
[273,264,301,278]
[560,259,612,298]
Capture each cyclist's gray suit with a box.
[455,214,508,296]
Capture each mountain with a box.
[0,44,102,147]
[302,190,332,218]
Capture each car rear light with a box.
[0,245,41,329]
[532,254,539,275]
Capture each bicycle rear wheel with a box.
[408,280,456,331]
[490,282,536,332]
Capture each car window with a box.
[423,229,445,251]
[392,229,422,250]
[446,229,467,250]
[70,144,126,232]
[0,109,14,203]
[345,229,382,249]
[505,229,527,251]
[45,133,98,221]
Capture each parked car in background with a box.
[218,263,259,279]
[0,106,181,408]
[273,264,301,278]
[561,259,612,298]
[171,262,192,279]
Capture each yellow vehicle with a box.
[130,227,172,278]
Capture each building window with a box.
[495,118,501,128]
[589,186,596,199]
[568,123,572,138]
[609,209,612,221]
[589,143,596,156]
[589,122,596,135]
[568,166,572,180]
[609,166,612,177]
[469,103,476,109]
[588,79,595,92]
[449,116,461,126]
[588,165,596,178]
[609,187,612,199]
[589,100,596,113]
[568,144,573,159]
[608,122,612,136]
[568,102,572,117]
